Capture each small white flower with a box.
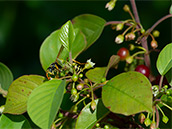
[115,35,124,44]
[105,0,117,11]
[84,59,95,69]
[0,105,5,114]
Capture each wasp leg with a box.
[72,59,86,65]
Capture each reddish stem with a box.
[130,0,151,68]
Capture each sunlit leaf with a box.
[72,14,106,49]
[27,79,66,129]
[0,114,31,129]
[86,67,107,83]
[169,5,172,14]
[102,71,152,115]
[40,28,86,71]
[0,62,13,91]
[59,20,75,51]
[75,99,109,129]
[157,43,172,75]
[104,55,120,77]
[166,68,172,86]
[4,75,45,114]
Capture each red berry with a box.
[117,47,129,61]
[135,65,150,78]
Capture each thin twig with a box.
[130,0,151,69]
[159,75,164,91]
[105,21,123,26]
[130,0,140,23]
[155,106,160,128]
[147,14,172,34]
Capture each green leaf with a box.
[165,68,172,86]
[0,114,31,129]
[40,29,86,71]
[59,20,75,51]
[72,14,106,49]
[4,75,45,114]
[0,62,13,91]
[71,28,87,58]
[169,5,172,14]
[75,99,109,129]
[102,71,152,116]
[157,43,172,75]
[104,55,120,77]
[86,67,107,83]
[27,79,66,129]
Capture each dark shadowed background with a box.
[0,0,171,79]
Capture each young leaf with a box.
[40,28,86,71]
[0,62,13,91]
[59,20,75,51]
[27,79,66,129]
[102,71,152,115]
[0,114,31,129]
[3,75,45,114]
[169,5,172,14]
[71,28,87,58]
[72,14,106,49]
[165,68,172,86]
[86,67,107,83]
[157,43,172,75]
[104,55,120,77]
[75,99,109,129]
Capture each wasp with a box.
[46,45,86,80]
[46,58,72,80]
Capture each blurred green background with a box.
[0,0,171,79]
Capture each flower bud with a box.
[144,118,151,127]
[125,32,136,41]
[151,40,158,49]
[91,100,96,111]
[129,44,135,51]
[116,23,124,31]
[76,83,84,90]
[126,56,133,64]
[152,30,160,37]
[152,85,159,97]
[150,121,156,129]
[0,105,5,114]
[140,28,145,34]
[138,113,146,124]
[162,115,169,124]
[105,0,117,11]
[123,5,130,12]
[115,34,124,44]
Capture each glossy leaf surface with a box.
[27,79,66,129]
[169,5,172,14]
[102,71,152,115]
[75,99,109,129]
[4,75,45,114]
[86,67,107,83]
[0,62,13,91]
[166,68,172,86]
[104,55,120,77]
[0,114,31,129]
[59,20,75,51]
[72,14,106,49]
[157,43,172,75]
[40,29,86,71]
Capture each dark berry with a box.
[135,65,150,78]
[117,47,130,61]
